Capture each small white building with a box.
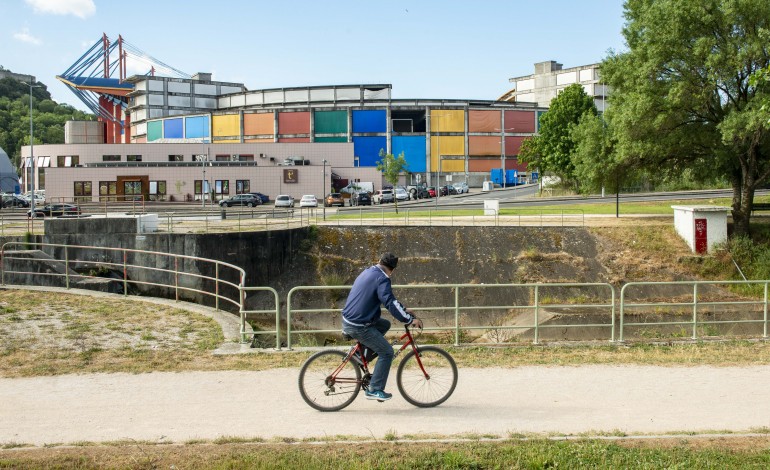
[672,205,730,254]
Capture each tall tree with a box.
[599,0,770,236]
[518,83,597,189]
[376,149,408,213]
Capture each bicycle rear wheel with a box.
[397,346,458,407]
[298,350,362,412]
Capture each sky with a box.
[1,0,627,112]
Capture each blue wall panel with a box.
[164,118,184,139]
[353,136,387,166]
[352,110,386,133]
[185,116,210,140]
[392,136,426,173]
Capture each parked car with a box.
[27,203,81,218]
[372,189,394,204]
[350,191,372,206]
[219,194,261,207]
[247,192,270,204]
[446,184,458,195]
[274,194,295,208]
[324,193,345,207]
[394,187,410,202]
[2,194,30,208]
[299,195,318,207]
[427,187,437,198]
[454,182,469,194]
[412,186,430,199]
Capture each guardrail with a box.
[1,241,247,313]
[285,283,615,349]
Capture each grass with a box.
[2,437,770,468]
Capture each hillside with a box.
[0,70,93,166]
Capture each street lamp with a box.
[495,127,516,189]
[28,79,42,202]
[322,159,327,221]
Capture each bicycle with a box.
[298,324,458,412]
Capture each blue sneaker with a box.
[365,389,392,401]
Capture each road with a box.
[2,365,769,445]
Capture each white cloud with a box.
[13,28,42,45]
[25,0,96,19]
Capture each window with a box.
[237,154,254,161]
[74,181,92,199]
[168,155,184,162]
[149,181,167,201]
[215,154,230,162]
[127,155,142,162]
[215,180,229,196]
[236,180,250,194]
[58,155,80,167]
[102,155,121,162]
[99,181,117,198]
[194,180,211,196]
[123,181,142,201]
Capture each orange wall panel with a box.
[468,110,501,132]
[244,113,274,136]
[468,158,501,172]
[278,137,310,143]
[469,136,500,156]
[244,138,275,143]
[278,111,310,135]
[504,111,536,133]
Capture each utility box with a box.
[484,199,499,216]
[482,181,494,192]
[671,205,729,254]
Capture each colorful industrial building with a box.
[22,34,549,202]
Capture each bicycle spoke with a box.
[299,350,362,412]
[397,346,458,408]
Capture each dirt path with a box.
[2,365,769,446]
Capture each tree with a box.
[518,83,597,189]
[598,0,770,236]
[376,149,408,213]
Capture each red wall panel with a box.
[278,137,310,143]
[504,111,536,133]
[469,136,501,156]
[505,136,527,156]
[468,158,501,172]
[278,111,310,135]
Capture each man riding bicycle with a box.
[341,252,423,401]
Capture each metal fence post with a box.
[175,256,179,302]
[123,250,128,296]
[764,281,768,339]
[215,262,220,311]
[692,283,698,339]
[533,284,540,344]
[64,245,70,289]
[454,286,460,346]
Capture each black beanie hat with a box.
[379,252,398,270]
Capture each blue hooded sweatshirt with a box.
[342,265,413,326]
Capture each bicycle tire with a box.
[298,350,362,412]
[396,346,458,408]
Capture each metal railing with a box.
[285,283,616,349]
[619,280,770,341]
[1,241,246,312]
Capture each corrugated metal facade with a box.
[185,116,210,140]
[392,136,426,173]
[213,114,240,140]
[314,110,347,134]
[147,121,162,141]
[431,136,464,172]
[468,136,500,156]
[504,110,536,133]
[430,110,464,132]
[353,136,387,166]
[352,110,386,133]
[244,113,274,137]
[468,110,501,132]
[277,111,310,135]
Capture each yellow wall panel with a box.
[441,159,465,172]
[212,114,240,138]
[213,139,240,143]
[430,110,465,133]
[430,135,464,171]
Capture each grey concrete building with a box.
[502,61,609,112]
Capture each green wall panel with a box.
[314,110,348,134]
[315,137,348,142]
[148,120,163,141]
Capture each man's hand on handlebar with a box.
[411,317,423,329]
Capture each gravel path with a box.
[2,365,770,446]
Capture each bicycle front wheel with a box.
[298,350,362,412]
[396,346,458,407]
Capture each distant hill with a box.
[0,69,95,168]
